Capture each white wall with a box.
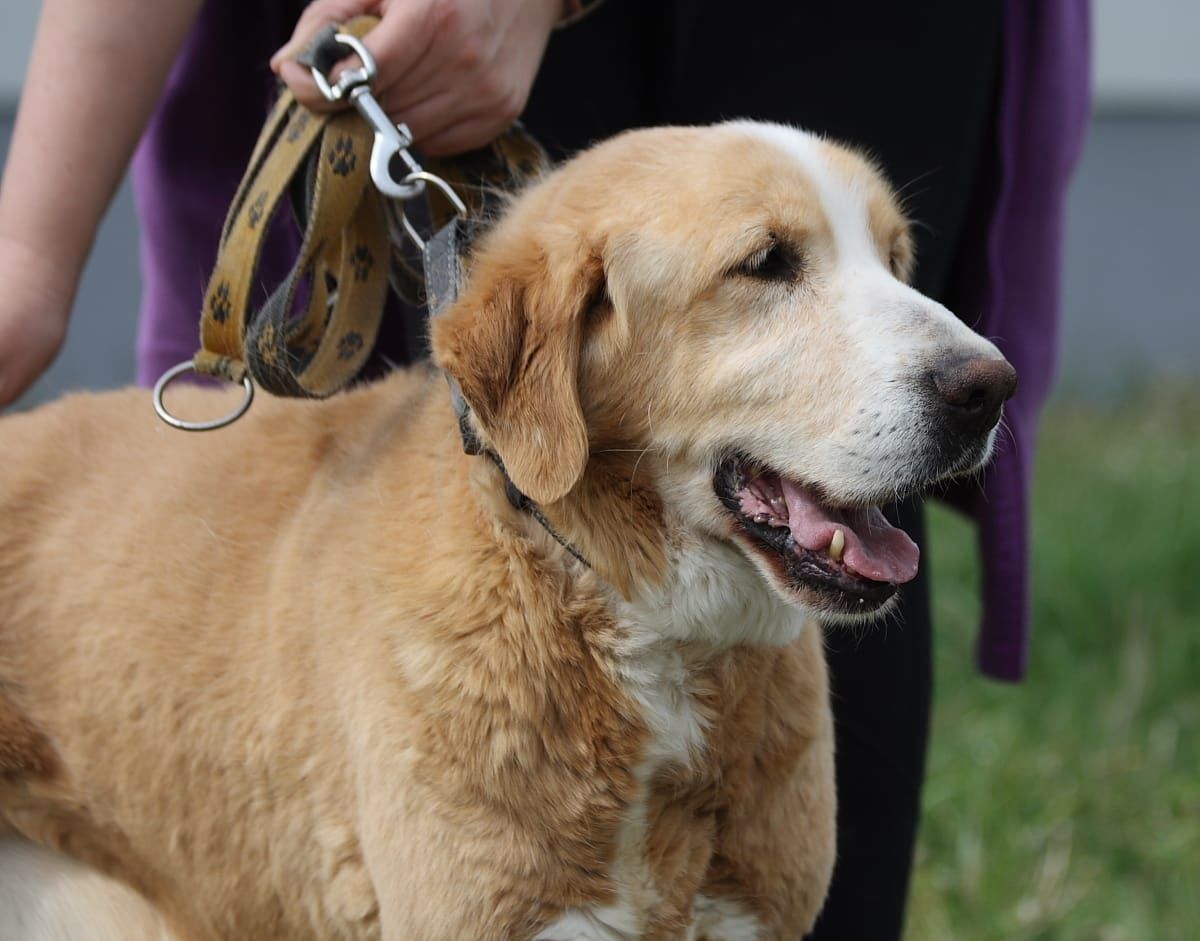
[2,1,1200,108]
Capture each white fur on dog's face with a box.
[438,121,1012,628]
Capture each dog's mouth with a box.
[714,454,919,616]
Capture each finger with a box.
[270,0,378,71]
[368,86,455,144]
[359,2,439,90]
[280,2,438,113]
[374,17,500,107]
[418,112,518,158]
[421,121,508,158]
[277,60,342,112]
[387,79,525,153]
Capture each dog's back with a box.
[0,377,441,939]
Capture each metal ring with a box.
[153,361,254,432]
[398,171,469,252]
[310,32,377,103]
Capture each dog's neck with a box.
[461,439,807,653]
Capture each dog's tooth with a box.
[752,512,770,524]
[829,528,845,563]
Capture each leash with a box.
[152,16,589,568]
[152,16,546,422]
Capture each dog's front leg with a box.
[695,626,837,940]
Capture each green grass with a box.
[906,387,1200,941]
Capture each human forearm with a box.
[0,0,204,405]
[0,0,204,273]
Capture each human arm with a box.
[271,0,563,156]
[0,0,202,406]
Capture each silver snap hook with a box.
[309,32,377,103]
[309,32,425,201]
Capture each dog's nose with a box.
[929,356,1018,436]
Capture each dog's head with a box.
[432,122,1014,630]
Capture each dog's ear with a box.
[431,241,602,506]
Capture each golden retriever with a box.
[0,121,1015,940]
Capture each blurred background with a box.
[1,2,1196,939]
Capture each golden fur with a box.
[0,122,1010,939]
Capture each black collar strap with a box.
[479,448,592,569]
[425,218,591,570]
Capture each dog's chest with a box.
[535,629,765,941]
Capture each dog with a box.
[0,121,1015,940]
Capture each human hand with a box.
[272,0,562,156]
[0,234,73,407]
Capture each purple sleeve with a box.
[946,0,1092,681]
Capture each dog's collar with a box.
[426,219,592,571]
[449,379,591,570]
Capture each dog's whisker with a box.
[628,446,659,498]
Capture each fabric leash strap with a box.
[192,15,548,399]
[194,17,384,396]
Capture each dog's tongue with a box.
[778,479,919,584]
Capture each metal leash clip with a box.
[311,32,467,244]
[310,32,427,201]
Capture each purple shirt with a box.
[132,1,1092,681]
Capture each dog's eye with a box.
[735,237,799,283]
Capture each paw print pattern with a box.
[350,244,374,282]
[247,191,268,230]
[328,136,357,176]
[255,323,280,368]
[337,331,364,360]
[285,110,311,144]
[210,282,232,324]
